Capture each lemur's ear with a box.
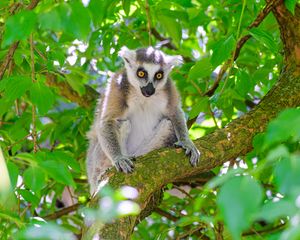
[118,46,136,65]
[165,55,183,68]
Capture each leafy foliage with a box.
[0,0,299,239]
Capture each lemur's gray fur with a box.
[86,47,200,194]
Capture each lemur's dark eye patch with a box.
[137,68,147,78]
[155,71,164,80]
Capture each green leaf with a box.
[235,70,252,96]
[159,9,189,22]
[266,144,290,162]
[284,0,297,14]
[16,223,75,240]
[64,2,92,40]
[39,160,76,188]
[176,216,201,227]
[156,13,182,46]
[7,162,19,189]
[17,189,40,208]
[65,74,86,96]
[2,76,32,101]
[0,0,10,8]
[122,0,131,16]
[14,153,36,164]
[249,29,278,51]
[189,97,209,119]
[39,7,62,31]
[188,57,212,80]
[29,82,55,115]
[2,11,37,47]
[256,199,297,223]
[217,176,263,240]
[39,3,92,40]
[264,108,300,147]
[23,166,46,193]
[47,151,81,173]
[0,210,23,227]
[207,168,244,189]
[211,35,236,67]
[88,0,111,25]
[275,155,300,195]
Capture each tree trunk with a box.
[82,2,300,239]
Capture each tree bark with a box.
[82,2,300,239]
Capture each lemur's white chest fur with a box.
[124,90,168,155]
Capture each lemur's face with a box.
[119,47,182,97]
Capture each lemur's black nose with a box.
[141,83,155,97]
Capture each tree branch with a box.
[271,1,300,66]
[150,28,193,62]
[43,203,81,220]
[0,0,41,80]
[45,73,99,108]
[154,208,179,222]
[0,42,19,80]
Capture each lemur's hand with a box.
[114,156,134,173]
[175,140,200,167]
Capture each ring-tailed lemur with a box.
[87,47,200,194]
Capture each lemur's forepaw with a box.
[175,140,200,167]
[114,156,135,173]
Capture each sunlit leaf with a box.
[29,81,55,115]
[122,0,131,16]
[284,0,297,14]
[211,35,236,67]
[39,160,76,188]
[188,57,212,80]
[217,176,263,240]
[23,166,46,193]
[2,11,37,47]
[249,28,278,51]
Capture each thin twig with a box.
[33,45,47,61]
[242,222,287,237]
[26,0,40,10]
[43,203,81,220]
[176,224,207,240]
[30,33,38,153]
[190,79,203,95]
[45,72,99,108]
[150,28,177,50]
[6,133,32,151]
[150,28,193,62]
[154,208,179,222]
[66,186,75,205]
[219,0,247,95]
[209,105,219,129]
[8,2,22,14]
[145,0,152,46]
[214,222,224,240]
[247,0,281,29]
[172,185,193,199]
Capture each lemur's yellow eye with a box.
[155,72,163,80]
[137,70,145,78]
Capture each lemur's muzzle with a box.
[141,83,155,97]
